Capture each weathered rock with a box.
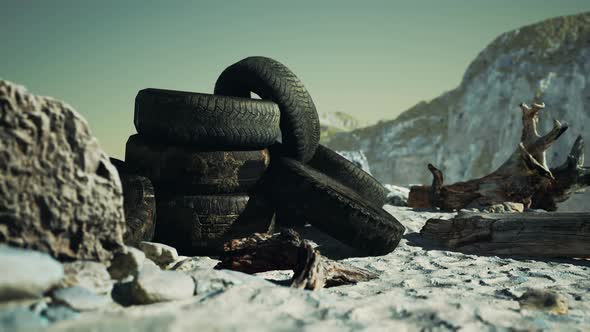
[107,246,145,280]
[138,242,178,268]
[41,305,79,323]
[129,269,194,304]
[518,289,568,315]
[0,306,49,331]
[168,256,219,272]
[0,245,64,301]
[0,80,126,261]
[51,286,110,311]
[319,111,363,143]
[189,268,272,297]
[61,261,112,295]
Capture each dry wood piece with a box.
[408,101,589,211]
[291,242,378,290]
[532,136,590,210]
[215,229,302,274]
[215,230,378,290]
[420,212,590,258]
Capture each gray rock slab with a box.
[0,306,49,332]
[129,269,194,304]
[0,245,64,301]
[62,261,112,295]
[42,305,80,323]
[108,246,145,280]
[138,242,178,267]
[167,256,219,272]
[51,286,110,311]
[189,269,273,298]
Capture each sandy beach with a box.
[45,206,590,332]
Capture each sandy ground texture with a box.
[47,206,590,332]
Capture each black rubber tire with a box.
[134,88,280,149]
[109,157,128,174]
[120,174,156,246]
[308,145,387,207]
[125,134,270,195]
[214,56,320,162]
[263,158,405,256]
[155,194,275,255]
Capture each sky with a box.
[2,1,590,158]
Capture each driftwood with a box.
[215,229,378,290]
[215,229,302,274]
[408,102,590,211]
[420,212,590,258]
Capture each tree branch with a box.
[409,100,587,211]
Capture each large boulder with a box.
[0,80,125,261]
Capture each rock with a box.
[319,111,362,133]
[0,306,49,331]
[384,184,410,206]
[62,261,112,295]
[111,257,162,307]
[51,286,110,311]
[518,289,568,315]
[129,269,194,304]
[168,256,219,272]
[108,246,145,280]
[164,255,189,270]
[138,242,178,267]
[189,269,272,297]
[0,80,125,262]
[141,258,161,272]
[0,245,64,301]
[41,305,79,323]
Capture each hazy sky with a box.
[2,1,590,157]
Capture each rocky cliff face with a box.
[319,111,363,143]
[327,12,590,198]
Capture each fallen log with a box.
[420,212,590,258]
[215,230,378,290]
[408,102,589,211]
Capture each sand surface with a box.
[49,206,590,331]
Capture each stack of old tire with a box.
[122,56,405,256]
[124,86,279,255]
